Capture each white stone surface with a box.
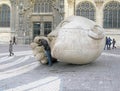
[49,16,105,64]
[31,16,105,64]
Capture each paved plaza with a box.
[0,44,120,91]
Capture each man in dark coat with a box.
[9,40,14,56]
[13,36,16,45]
[39,39,52,66]
[104,37,109,50]
[112,38,116,49]
[108,37,112,50]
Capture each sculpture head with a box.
[31,16,105,65]
[48,16,105,64]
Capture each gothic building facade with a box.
[0,0,120,46]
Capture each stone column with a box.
[40,16,44,36]
[40,22,44,36]
[67,0,74,17]
[10,0,16,37]
[95,1,104,27]
[16,0,23,44]
[17,0,34,44]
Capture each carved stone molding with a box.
[10,0,17,6]
[95,0,104,4]
[94,0,104,6]
[67,0,74,5]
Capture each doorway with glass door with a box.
[33,22,41,39]
[33,22,52,39]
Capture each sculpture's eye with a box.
[88,25,104,40]
[92,25,103,35]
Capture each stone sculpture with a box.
[30,16,105,64]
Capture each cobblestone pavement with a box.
[0,44,120,91]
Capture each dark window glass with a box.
[44,22,52,36]
[103,1,120,28]
[0,4,10,27]
[33,23,40,39]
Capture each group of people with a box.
[104,36,116,50]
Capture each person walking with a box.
[104,37,109,50]
[108,37,112,50]
[39,39,52,66]
[13,36,16,45]
[9,40,14,56]
[112,38,116,49]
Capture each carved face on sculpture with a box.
[49,16,105,64]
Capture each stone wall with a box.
[0,0,120,46]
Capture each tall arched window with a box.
[34,4,38,12]
[76,2,95,21]
[103,1,120,28]
[33,0,52,13]
[0,4,10,27]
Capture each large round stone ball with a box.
[50,16,105,64]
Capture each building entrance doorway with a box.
[33,22,52,39]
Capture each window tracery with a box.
[103,1,120,28]
[76,1,95,21]
[33,0,52,13]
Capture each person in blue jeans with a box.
[39,39,52,66]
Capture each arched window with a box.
[76,2,95,21]
[33,0,52,13]
[45,3,48,12]
[41,3,44,12]
[34,4,38,13]
[38,4,41,13]
[103,1,120,28]
[0,4,10,27]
